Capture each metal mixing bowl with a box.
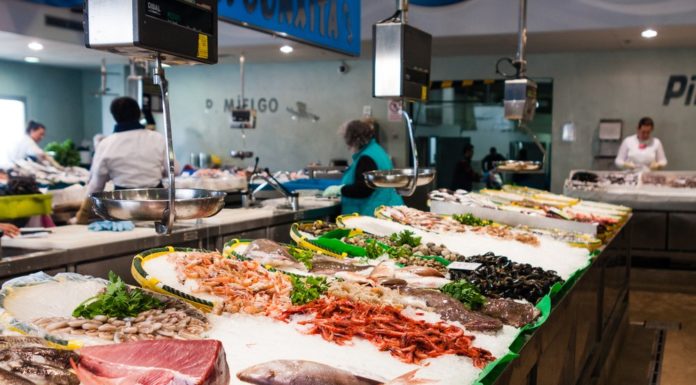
[364,169,436,189]
[91,188,226,221]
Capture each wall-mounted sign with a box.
[663,75,696,105]
[411,0,470,6]
[206,96,280,113]
[387,99,403,122]
[218,0,360,57]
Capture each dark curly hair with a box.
[637,116,654,129]
[341,119,374,150]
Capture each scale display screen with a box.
[144,0,214,35]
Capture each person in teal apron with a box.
[324,119,403,216]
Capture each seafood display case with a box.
[0,197,630,385]
[565,169,696,268]
[564,169,696,210]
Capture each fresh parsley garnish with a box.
[452,213,492,227]
[389,230,422,247]
[441,280,487,310]
[72,271,163,319]
[288,275,329,305]
[288,247,314,270]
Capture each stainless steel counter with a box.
[0,198,340,284]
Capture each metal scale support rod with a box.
[397,0,418,197]
[515,0,547,169]
[515,0,528,78]
[517,0,546,166]
[401,108,419,196]
[153,54,176,235]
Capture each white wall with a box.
[118,48,696,193]
[432,49,696,192]
[162,59,408,171]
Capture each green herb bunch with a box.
[389,230,422,247]
[365,239,410,260]
[45,139,81,167]
[441,280,487,310]
[288,275,329,305]
[452,213,493,227]
[73,271,163,319]
[288,247,314,269]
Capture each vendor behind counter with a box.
[324,119,403,216]
[615,116,667,171]
[75,97,178,224]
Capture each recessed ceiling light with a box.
[28,41,44,51]
[24,56,40,63]
[280,45,294,54]
[641,29,657,39]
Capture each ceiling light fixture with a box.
[641,28,657,39]
[280,45,294,54]
[28,41,44,51]
[24,56,40,63]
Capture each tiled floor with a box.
[627,290,696,385]
[609,268,696,385]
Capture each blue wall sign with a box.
[25,0,83,6]
[218,0,361,57]
[411,0,469,6]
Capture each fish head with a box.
[237,361,296,385]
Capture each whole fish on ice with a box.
[237,360,433,385]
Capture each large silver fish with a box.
[242,239,306,270]
[310,255,371,275]
[237,360,381,385]
[237,361,433,385]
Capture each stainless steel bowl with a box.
[493,160,543,172]
[91,188,226,221]
[364,169,436,189]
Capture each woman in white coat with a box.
[615,117,667,171]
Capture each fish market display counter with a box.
[565,170,696,268]
[0,198,340,285]
[492,224,630,385]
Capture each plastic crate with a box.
[0,194,53,220]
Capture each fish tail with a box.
[382,369,434,385]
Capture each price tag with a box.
[447,262,482,271]
[197,34,209,60]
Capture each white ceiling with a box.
[0,0,695,68]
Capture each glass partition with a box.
[412,78,552,190]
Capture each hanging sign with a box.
[218,0,360,57]
[410,0,470,6]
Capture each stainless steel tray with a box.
[91,189,226,221]
[364,168,436,189]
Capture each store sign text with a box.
[410,0,471,6]
[663,75,696,105]
[206,97,280,113]
[218,0,360,56]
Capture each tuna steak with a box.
[73,340,230,385]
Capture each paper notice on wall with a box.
[388,99,403,122]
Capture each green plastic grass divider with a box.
[474,351,519,385]
[508,294,552,353]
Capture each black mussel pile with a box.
[450,252,564,304]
